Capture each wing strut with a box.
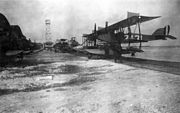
[128,22,131,47]
[138,17,142,49]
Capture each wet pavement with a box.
[0,50,180,113]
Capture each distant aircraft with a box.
[79,12,177,60]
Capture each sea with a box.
[123,46,180,62]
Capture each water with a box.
[124,46,180,62]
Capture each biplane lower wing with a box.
[122,38,148,43]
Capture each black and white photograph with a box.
[0,0,180,112]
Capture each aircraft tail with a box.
[152,25,176,40]
[152,25,170,36]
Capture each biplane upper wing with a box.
[104,16,161,32]
[83,15,161,38]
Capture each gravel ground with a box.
[0,50,180,113]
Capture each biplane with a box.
[79,12,177,60]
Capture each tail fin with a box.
[153,25,170,36]
[152,25,173,40]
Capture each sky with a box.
[0,0,179,46]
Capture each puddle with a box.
[29,65,49,73]
[53,65,80,74]
[54,87,68,91]
[81,86,91,90]
[62,76,97,86]
[36,76,53,81]
[124,68,139,72]
[78,72,103,76]
[0,83,61,96]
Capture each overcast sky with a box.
[0,0,179,46]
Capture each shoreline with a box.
[73,51,180,75]
[118,56,180,75]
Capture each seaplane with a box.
[76,12,177,61]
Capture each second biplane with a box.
[78,12,177,59]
